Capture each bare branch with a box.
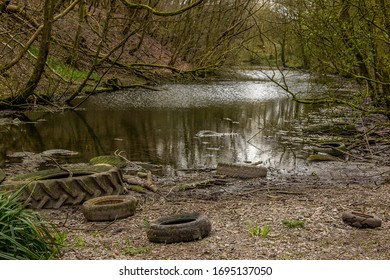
[119,0,205,17]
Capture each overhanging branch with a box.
[119,0,205,17]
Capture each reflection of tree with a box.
[73,111,107,156]
[21,111,107,160]
[0,118,45,165]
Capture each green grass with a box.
[73,234,86,248]
[123,240,151,256]
[282,220,305,229]
[0,188,65,259]
[28,47,100,81]
[129,185,148,194]
[247,223,271,238]
[260,225,271,238]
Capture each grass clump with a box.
[123,239,151,256]
[28,47,101,82]
[247,223,271,238]
[0,188,64,259]
[282,220,305,229]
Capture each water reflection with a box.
[0,77,315,172]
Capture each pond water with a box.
[1,70,325,173]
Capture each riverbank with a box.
[39,160,390,260]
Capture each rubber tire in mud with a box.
[146,212,212,243]
[82,195,138,222]
[0,166,124,209]
[342,211,382,228]
[313,142,346,156]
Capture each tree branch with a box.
[0,0,80,74]
[119,0,205,17]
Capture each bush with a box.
[0,188,64,259]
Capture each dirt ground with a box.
[37,160,390,260]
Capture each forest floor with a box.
[37,160,390,260]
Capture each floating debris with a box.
[41,149,79,157]
[195,130,239,138]
[206,147,221,151]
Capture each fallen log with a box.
[178,179,228,191]
[123,171,157,192]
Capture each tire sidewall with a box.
[82,195,138,221]
[314,142,346,156]
[146,213,211,243]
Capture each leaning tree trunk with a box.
[11,0,55,105]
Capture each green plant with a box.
[129,185,148,193]
[143,219,150,226]
[0,188,64,259]
[28,47,101,82]
[260,225,271,238]
[74,234,86,248]
[247,223,260,237]
[247,223,271,238]
[92,230,99,238]
[282,220,305,229]
[123,239,150,256]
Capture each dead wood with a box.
[123,171,157,192]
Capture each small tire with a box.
[313,142,346,156]
[146,212,212,243]
[82,195,138,222]
[342,211,382,228]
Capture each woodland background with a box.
[0,0,389,117]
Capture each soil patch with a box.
[35,161,390,260]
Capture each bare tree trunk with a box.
[65,0,114,104]
[68,0,85,68]
[11,0,55,105]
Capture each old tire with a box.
[82,195,138,222]
[146,212,212,243]
[0,165,124,209]
[342,211,382,228]
[313,142,346,156]
[216,163,267,178]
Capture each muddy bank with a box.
[32,160,389,260]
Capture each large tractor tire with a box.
[0,165,125,209]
